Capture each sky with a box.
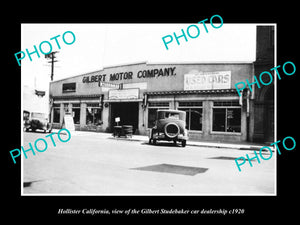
[21,23,257,90]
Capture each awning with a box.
[104,99,143,103]
[146,89,238,96]
[51,94,101,100]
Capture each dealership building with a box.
[49,26,274,143]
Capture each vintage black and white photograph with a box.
[21,23,276,195]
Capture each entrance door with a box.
[110,102,139,133]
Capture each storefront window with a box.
[72,103,80,124]
[212,101,241,132]
[86,103,102,125]
[178,102,203,131]
[53,104,60,123]
[148,102,169,128]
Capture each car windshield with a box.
[31,112,47,119]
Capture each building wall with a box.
[49,62,254,142]
[50,62,253,96]
[253,26,275,143]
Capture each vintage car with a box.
[24,112,52,133]
[149,109,188,147]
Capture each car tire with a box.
[182,140,186,147]
[153,139,157,145]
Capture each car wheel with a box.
[153,139,157,145]
[182,140,186,147]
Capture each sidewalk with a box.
[53,129,268,151]
[108,134,268,151]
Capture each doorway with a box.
[110,102,139,133]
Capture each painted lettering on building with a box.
[108,88,139,100]
[82,67,177,84]
[184,70,231,90]
[137,67,176,78]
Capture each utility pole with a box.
[45,51,59,81]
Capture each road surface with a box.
[22,131,275,195]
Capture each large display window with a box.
[178,102,203,131]
[212,101,241,133]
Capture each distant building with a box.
[23,85,49,114]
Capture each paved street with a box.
[22,131,275,195]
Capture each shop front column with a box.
[80,103,86,127]
[59,103,64,126]
[138,102,144,135]
[102,103,109,132]
[202,100,211,136]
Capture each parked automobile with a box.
[149,109,188,147]
[23,110,30,131]
[24,111,52,133]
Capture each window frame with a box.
[62,82,76,93]
[147,101,170,128]
[86,103,102,125]
[178,101,203,131]
[71,103,81,125]
[212,101,241,134]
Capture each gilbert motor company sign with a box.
[184,70,231,90]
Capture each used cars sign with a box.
[184,70,231,90]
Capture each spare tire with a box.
[164,122,180,138]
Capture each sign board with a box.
[108,88,139,100]
[115,117,120,123]
[63,114,75,132]
[184,71,231,90]
[98,81,121,89]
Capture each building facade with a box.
[49,61,257,142]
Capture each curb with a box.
[108,135,267,151]
[52,130,269,151]
[186,142,264,151]
[108,137,144,142]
